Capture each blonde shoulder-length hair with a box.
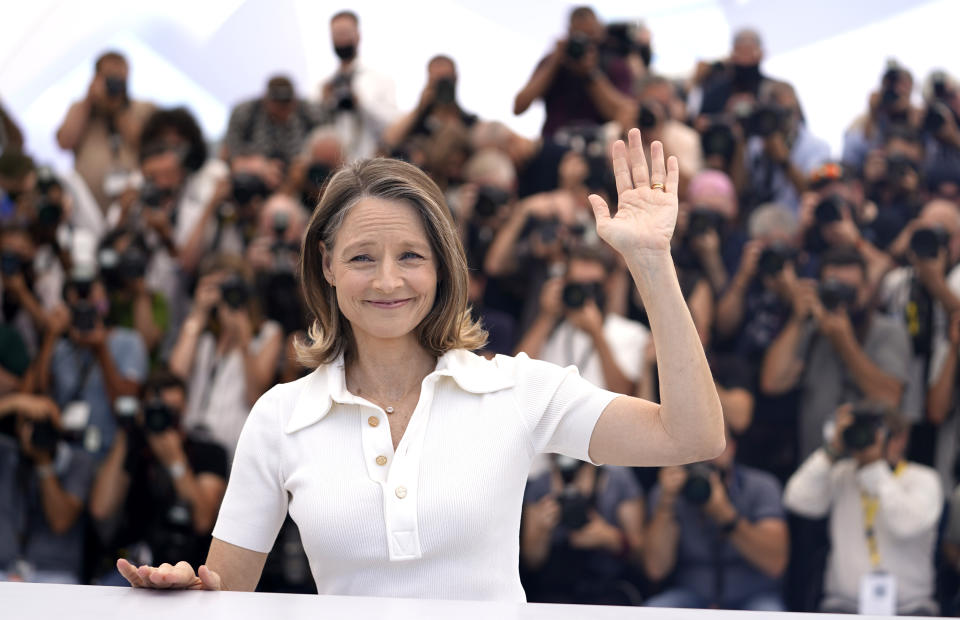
[296,158,487,368]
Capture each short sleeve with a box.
[743,469,786,522]
[211,386,289,553]
[108,329,148,383]
[513,353,619,465]
[867,318,912,386]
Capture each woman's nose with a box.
[373,260,403,292]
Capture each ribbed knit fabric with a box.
[212,349,618,601]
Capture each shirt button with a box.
[376,455,388,466]
[395,486,407,499]
[367,416,380,428]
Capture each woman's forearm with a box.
[625,250,723,457]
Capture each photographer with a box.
[383,55,478,185]
[223,76,323,167]
[643,426,788,611]
[177,154,275,276]
[921,71,960,176]
[56,51,155,211]
[0,97,24,153]
[674,169,744,295]
[515,245,646,395]
[320,10,398,161]
[635,76,703,190]
[842,62,920,173]
[783,403,942,615]
[287,127,344,212]
[0,393,96,583]
[520,456,644,605]
[693,29,774,117]
[168,256,282,458]
[1,224,48,358]
[760,247,911,460]
[514,6,635,137]
[89,370,227,581]
[859,128,926,246]
[743,81,830,212]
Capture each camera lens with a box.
[562,283,589,309]
[681,468,713,505]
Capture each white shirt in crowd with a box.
[783,450,943,614]
[538,313,649,391]
[320,61,398,162]
[211,349,618,601]
[181,320,282,461]
[879,263,960,491]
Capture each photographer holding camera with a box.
[515,245,647,395]
[784,403,942,615]
[693,29,773,118]
[743,81,830,212]
[635,76,703,191]
[843,62,920,173]
[223,76,323,168]
[169,256,282,458]
[520,456,644,605]
[0,393,96,583]
[761,247,911,461]
[643,425,788,611]
[320,11,397,162]
[56,51,155,212]
[514,6,634,137]
[921,71,960,170]
[89,369,227,582]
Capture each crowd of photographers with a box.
[1,5,960,615]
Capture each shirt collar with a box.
[284,349,514,434]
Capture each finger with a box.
[150,563,176,589]
[649,141,667,188]
[197,565,222,591]
[137,565,163,589]
[117,559,146,588]
[587,194,610,223]
[626,128,649,187]
[173,561,200,588]
[611,140,633,196]
[665,155,680,195]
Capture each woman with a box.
[117,129,723,599]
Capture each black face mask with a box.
[334,44,357,61]
[732,63,761,92]
[637,43,652,68]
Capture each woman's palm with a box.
[588,129,679,256]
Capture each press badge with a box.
[858,571,896,616]
[61,401,91,431]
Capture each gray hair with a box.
[748,202,797,240]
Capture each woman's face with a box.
[321,197,438,347]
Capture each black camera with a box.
[220,276,250,310]
[681,464,714,506]
[842,407,886,451]
[687,208,724,237]
[331,72,354,111]
[758,243,794,277]
[71,301,98,332]
[29,419,59,455]
[99,245,148,287]
[566,34,591,61]
[144,400,175,434]
[35,198,63,228]
[562,281,601,309]
[105,76,127,98]
[1,251,21,276]
[434,77,456,105]
[880,66,905,109]
[532,217,560,244]
[818,279,858,312]
[910,227,950,260]
[231,173,270,206]
[638,104,659,130]
[474,186,510,219]
[141,182,174,208]
[814,195,844,226]
[554,455,590,529]
[114,395,140,433]
[885,153,917,181]
[701,122,736,161]
[745,104,787,138]
[306,162,333,189]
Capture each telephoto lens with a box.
[681,464,714,506]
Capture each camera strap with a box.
[66,351,97,404]
[860,461,907,569]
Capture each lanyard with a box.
[860,461,907,569]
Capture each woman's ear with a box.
[319,242,335,287]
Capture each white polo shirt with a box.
[211,349,618,601]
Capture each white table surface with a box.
[0,582,931,620]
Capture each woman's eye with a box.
[350,255,372,262]
[401,252,423,260]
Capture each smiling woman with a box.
[116,131,724,601]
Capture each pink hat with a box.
[687,170,737,219]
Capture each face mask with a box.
[732,63,761,91]
[334,44,356,61]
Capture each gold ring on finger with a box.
[650,183,665,191]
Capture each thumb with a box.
[587,194,610,222]
[198,564,223,591]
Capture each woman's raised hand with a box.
[116,558,223,590]
[587,128,679,259]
